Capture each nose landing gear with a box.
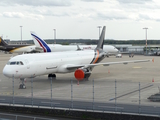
[48,74,56,80]
[19,78,26,89]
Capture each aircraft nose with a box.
[3,66,12,78]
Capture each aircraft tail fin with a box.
[96,26,106,50]
[0,37,8,46]
[76,45,81,51]
[30,31,51,52]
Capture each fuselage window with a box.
[20,61,24,65]
[10,62,16,65]
[7,61,24,65]
[17,62,20,65]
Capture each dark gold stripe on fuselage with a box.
[8,45,31,53]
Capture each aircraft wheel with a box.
[48,74,56,80]
[84,73,91,81]
[48,74,52,79]
[52,74,56,80]
[19,84,26,89]
[48,74,52,78]
[19,78,26,89]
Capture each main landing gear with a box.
[19,78,26,89]
[84,73,91,81]
[48,74,56,80]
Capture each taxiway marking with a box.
[133,66,142,69]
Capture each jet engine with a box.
[74,68,91,81]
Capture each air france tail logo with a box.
[31,34,51,52]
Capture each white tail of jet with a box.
[31,31,51,52]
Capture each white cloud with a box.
[81,0,104,2]
[95,10,128,20]
[117,0,153,4]
[139,11,160,21]
[2,12,44,20]
[0,0,71,7]
[3,12,24,18]
[1,0,160,40]
[32,9,69,17]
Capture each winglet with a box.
[96,26,106,50]
[76,45,81,51]
[152,58,154,63]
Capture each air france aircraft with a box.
[30,31,119,56]
[0,37,39,54]
[3,26,152,89]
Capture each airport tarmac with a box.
[0,52,160,107]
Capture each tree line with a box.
[22,39,160,45]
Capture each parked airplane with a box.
[30,31,119,56]
[0,37,38,54]
[3,26,152,89]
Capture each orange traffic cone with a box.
[152,78,154,82]
[108,70,110,74]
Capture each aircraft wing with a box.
[66,59,153,70]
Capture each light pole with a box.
[143,27,148,55]
[53,29,56,44]
[97,26,101,38]
[20,26,22,44]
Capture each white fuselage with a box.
[31,31,118,54]
[10,46,37,53]
[3,50,98,79]
[46,44,118,55]
[9,44,118,55]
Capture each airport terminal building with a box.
[114,44,144,54]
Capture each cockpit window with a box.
[7,61,24,65]
[10,62,16,65]
[20,61,24,65]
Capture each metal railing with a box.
[0,74,160,117]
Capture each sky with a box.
[0,0,160,40]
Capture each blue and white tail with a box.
[30,31,51,52]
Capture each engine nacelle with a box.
[74,68,91,81]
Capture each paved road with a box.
[0,96,160,116]
[0,111,78,120]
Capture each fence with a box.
[0,73,160,117]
